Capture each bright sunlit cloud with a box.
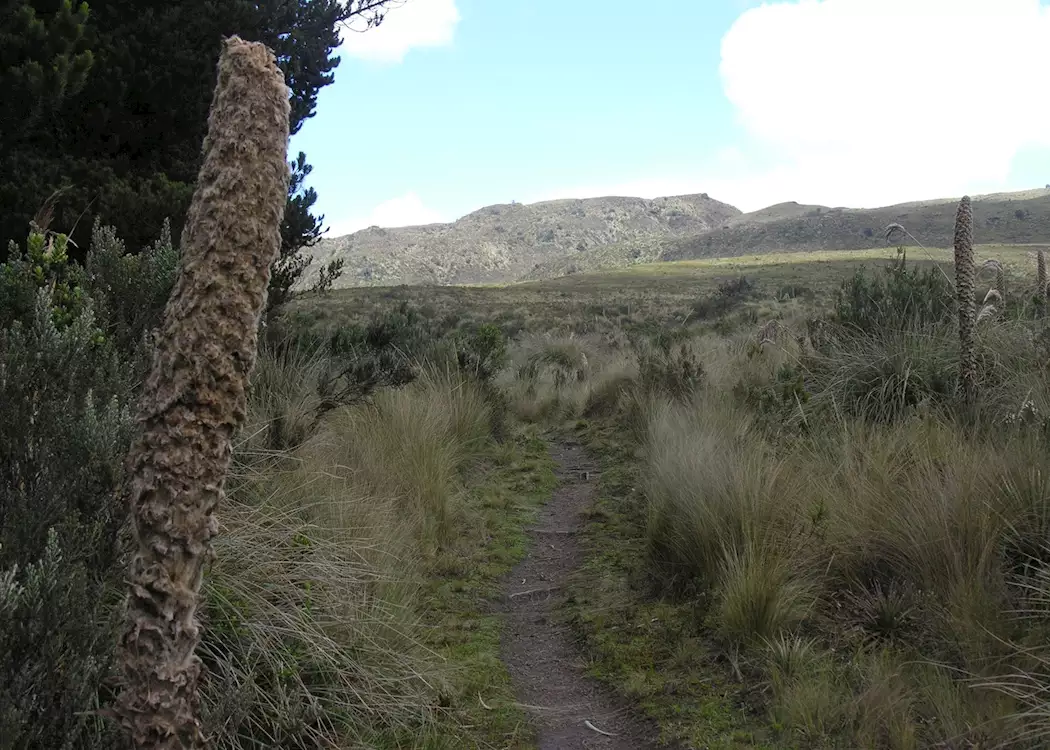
[323,0,1050,231]
[533,0,1050,212]
[719,0,1050,207]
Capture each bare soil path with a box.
[500,439,670,750]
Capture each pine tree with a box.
[0,0,94,148]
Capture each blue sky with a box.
[292,0,1050,237]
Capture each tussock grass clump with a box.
[504,333,638,422]
[241,337,334,453]
[629,356,1050,745]
[715,542,817,647]
[640,394,812,597]
[200,484,438,749]
[320,365,493,553]
[196,356,499,748]
[804,325,958,422]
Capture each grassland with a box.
[276,239,1050,749]
[288,244,1040,339]
[478,242,1050,749]
[14,237,1050,749]
[298,188,1050,289]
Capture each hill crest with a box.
[296,192,741,289]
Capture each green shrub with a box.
[0,224,171,749]
[775,283,815,302]
[690,275,758,320]
[0,227,94,330]
[637,342,705,401]
[85,218,178,352]
[832,260,954,333]
[0,529,125,749]
[733,363,810,428]
[0,290,131,750]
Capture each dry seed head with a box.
[980,260,1004,307]
[977,304,999,324]
[757,319,782,346]
[884,222,907,242]
[115,35,291,749]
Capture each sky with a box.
[291,0,1050,237]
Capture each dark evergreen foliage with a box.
[1,0,398,305]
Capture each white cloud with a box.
[326,192,447,237]
[529,0,1050,213]
[717,0,1050,207]
[340,0,460,63]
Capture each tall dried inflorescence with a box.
[113,37,291,749]
[1038,250,1048,310]
[954,195,977,403]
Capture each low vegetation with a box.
[0,221,551,749]
[8,194,1050,749]
[511,205,1050,748]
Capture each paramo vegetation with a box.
[7,2,1050,749]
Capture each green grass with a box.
[348,427,558,749]
[205,344,561,749]
[251,244,1050,748]
[563,419,777,750]
[552,316,1050,748]
[411,427,557,749]
[286,244,1042,347]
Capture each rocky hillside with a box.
[659,189,1050,262]
[296,193,741,288]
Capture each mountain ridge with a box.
[296,192,741,289]
[298,187,1050,289]
[660,188,1050,263]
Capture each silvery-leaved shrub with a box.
[0,223,176,749]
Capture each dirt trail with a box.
[500,440,669,750]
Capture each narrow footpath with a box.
[500,439,670,750]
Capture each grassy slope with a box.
[288,245,1040,342]
[216,341,562,749]
[491,246,1050,748]
[660,190,1050,262]
[286,245,1050,748]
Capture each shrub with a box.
[0,529,125,750]
[833,260,954,333]
[691,275,758,320]
[775,283,815,302]
[732,363,810,429]
[0,289,131,750]
[85,218,178,352]
[0,220,461,748]
[637,341,705,401]
[0,226,93,330]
